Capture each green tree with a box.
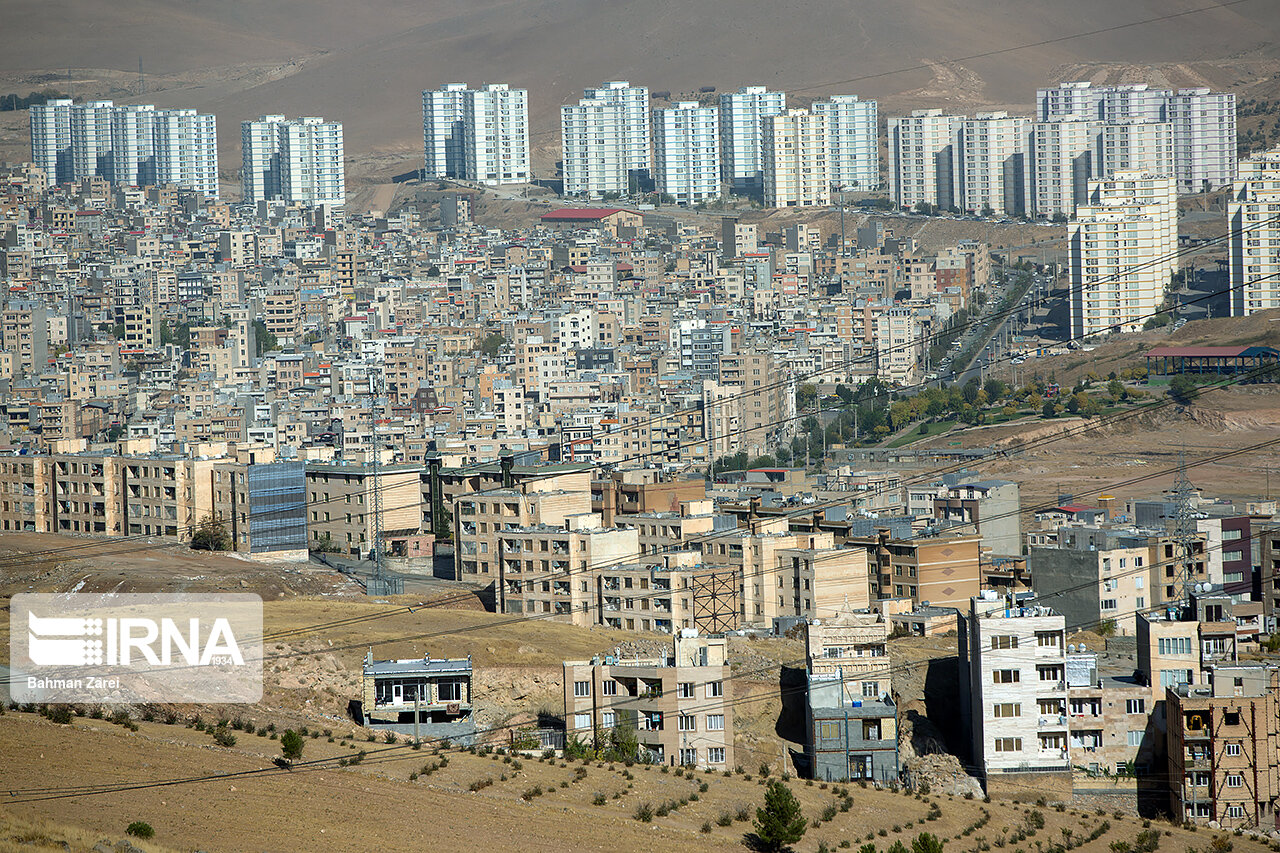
[887,842,909,853]
[753,780,806,852]
[1042,400,1057,419]
[912,833,945,853]
[280,728,305,760]
[602,722,639,763]
[478,331,506,359]
[1107,379,1125,402]
[835,384,854,405]
[190,515,230,551]
[432,504,453,542]
[252,319,278,357]
[795,383,818,411]
[310,532,340,554]
[1168,375,1199,404]
[983,379,1006,401]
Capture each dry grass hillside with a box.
[2,706,1271,853]
[3,0,1280,187]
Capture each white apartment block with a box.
[1168,88,1237,193]
[873,307,920,385]
[561,81,650,197]
[422,83,468,179]
[110,105,156,187]
[1069,170,1177,338]
[422,83,531,185]
[153,109,219,199]
[70,100,114,181]
[654,101,720,205]
[959,596,1070,781]
[240,115,345,206]
[31,99,217,195]
[1228,146,1280,316]
[463,83,530,185]
[762,109,828,208]
[1039,82,1236,193]
[1100,120,1174,179]
[961,112,1031,216]
[811,95,878,191]
[1031,120,1101,219]
[719,85,786,194]
[29,99,73,184]
[888,110,963,211]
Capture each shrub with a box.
[468,777,493,792]
[634,802,654,822]
[701,821,712,834]
[280,729,305,761]
[212,727,237,747]
[125,822,154,839]
[592,793,607,806]
[383,731,398,744]
[521,785,543,801]
[48,705,72,725]
[717,812,734,827]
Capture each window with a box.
[1160,669,1193,688]
[993,669,1020,684]
[862,681,879,698]
[680,748,697,766]
[708,747,725,764]
[1100,599,1118,611]
[994,737,1022,752]
[1226,774,1244,788]
[573,680,590,697]
[707,681,724,698]
[707,714,725,731]
[1226,743,1242,757]
[677,682,694,699]
[1158,637,1192,655]
[993,703,1021,718]
[819,721,839,739]
[1127,731,1143,746]
[573,712,591,732]
[1224,711,1241,726]
[1126,699,1145,714]
[678,714,696,732]
[990,635,1018,650]
[438,680,464,702]
[1036,632,1061,648]
[602,680,618,696]
[601,711,616,728]
[1227,805,1245,819]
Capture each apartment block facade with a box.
[719,85,786,194]
[241,115,345,206]
[960,112,1031,217]
[888,110,963,211]
[811,95,878,192]
[1228,146,1280,317]
[563,634,734,768]
[422,83,531,185]
[1069,170,1177,338]
[561,82,651,197]
[762,109,829,208]
[653,101,720,205]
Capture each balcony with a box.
[1038,715,1068,727]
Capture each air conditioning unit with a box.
[447,703,460,715]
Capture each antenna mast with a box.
[1171,450,1199,609]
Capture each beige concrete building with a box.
[762,109,829,208]
[305,462,423,558]
[453,487,592,581]
[563,634,733,768]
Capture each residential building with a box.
[888,110,963,211]
[850,529,982,609]
[958,594,1071,791]
[561,81,651,197]
[1031,120,1101,219]
[1068,170,1177,338]
[762,109,828,208]
[29,98,73,184]
[719,85,786,195]
[1167,88,1237,194]
[930,478,1022,556]
[304,462,422,557]
[1166,665,1279,828]
[811,95,878,192]
[1228,146,1280,317]
[358,651,476,744]
[422,83,531,185]
[30,99,217,195]
[1099,120,1175,178]
[1031,531,1150,635]
[960,113,1031,216]
[563,633,733,768]
[804,611,898,782]
[240,115,345,206]
[653,101,720,205]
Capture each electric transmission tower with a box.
[1171,450,1201,608]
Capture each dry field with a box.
[1,705,1268,853]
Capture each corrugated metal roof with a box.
[363,657,471,677]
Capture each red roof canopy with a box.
[541,208,632,221]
